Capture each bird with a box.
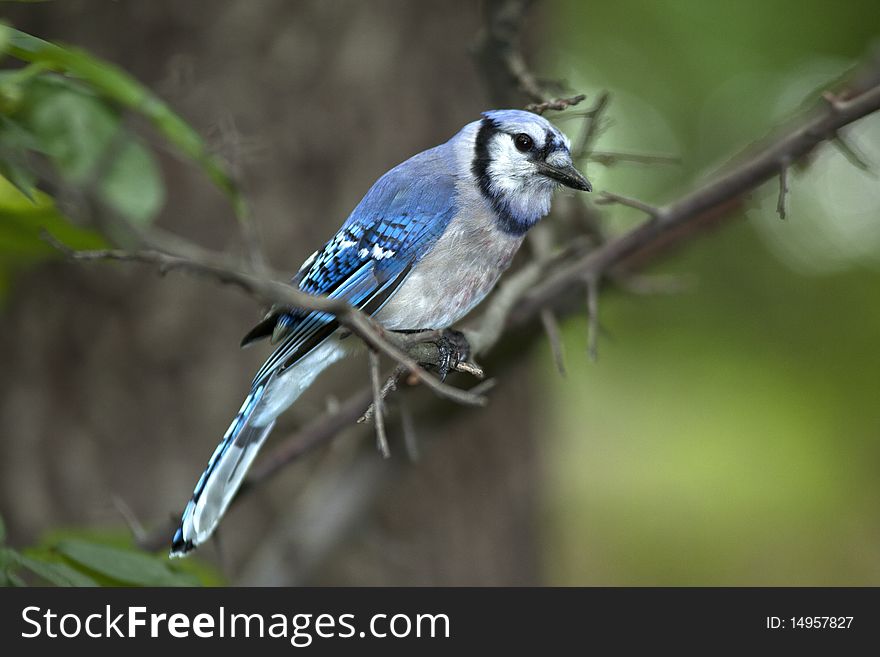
[170,109,591,557]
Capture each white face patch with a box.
[485,132,556,223]
[487,134,538,188]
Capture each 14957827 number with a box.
[790,617,853,629]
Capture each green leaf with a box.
[55,539,198,587]
[0,174,106,263]
[9,573,26,587]
[2,568,27,588]
[98,137,164,224]
[13,553,98,587]
[21,77,118,181]
[5,27,246,219]
[0,74,165,226]
[0,547,14,573]
[0,115,44,199]
[0,160,36,201]
[0,23,9,57]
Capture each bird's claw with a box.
[432,329,471,381]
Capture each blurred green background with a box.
[539,0,880,585]
[1,0,878,586]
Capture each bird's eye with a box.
[513,133,534,152]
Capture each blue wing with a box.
[247,144,459,385]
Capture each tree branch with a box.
[367,350,391,459]
[42,233,487,409]
[513,78,880,321]
[776,157,790,220]
[473,0,585,112]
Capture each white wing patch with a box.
[297,249,319,274]
[355,244,395,260]
[371,244,395,260]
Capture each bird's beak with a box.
[536,161,592,192]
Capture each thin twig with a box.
[586,275,600,362]
[244,387,376,493]
[589,150,681,168]
[214,113,267,274]
[111,495,147,543]
[358,365,404,424]
[832,133,873,172]
[454,360,485,378]
[539,308,566,376]
[611,272,697,296]
[574,91,611,160]
[399,398,420,463]
[776,158,790,220]
[822,90,848,113]
[526,94,587,115]
[595,191,665,219]
[368,350,390,459]
[473,0,584,112]
[466,378,499,397]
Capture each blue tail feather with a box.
[170,384,275,557]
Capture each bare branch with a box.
[244,387,375,493]
[367,350,391,459]
[574,91,611,160]
[540,308,566,376]
[822,90,848,113]
[399,398,420,463]
[474,0,584,111]
[526,94,587,115]
[832,133,873,172]
[776,158,790,220]
[213,113,268,274]
[612,272,697,296]
[454,360,486,378]
[589,150,681,168]
[513,77,880,322]
[111,495,147,543]
[595,191,665,219]
[42,232,486,409]
[358,365,404,425]
[586,275,600,362]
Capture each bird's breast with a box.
[375,214,524,330]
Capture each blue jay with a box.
[170,109,590,556]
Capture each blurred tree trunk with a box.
[0,0,543,584]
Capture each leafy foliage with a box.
[0,515,222,587]
[4,26,248,214]
[0,24,246,297]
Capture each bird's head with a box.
[471,109,590,235]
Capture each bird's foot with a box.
[395,328,482,381]
[432,329,470,381]
[419,329,482,381]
